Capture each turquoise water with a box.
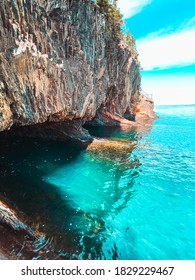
[0,105,195,259]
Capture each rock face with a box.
[0,200,67,259]
[132,94,157,120]
[0,0,143,142]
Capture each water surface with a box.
[0,105,195,259]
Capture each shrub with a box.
[96,0,123,39]
[125,31,138,59]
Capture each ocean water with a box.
[0,105,195,259]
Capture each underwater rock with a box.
[86,138,139,170]
[88,138,134,156]
[0,201,29,231]
[0,200,69,259]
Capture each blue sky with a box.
[118,0,195,105]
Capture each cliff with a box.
[0,0,152,143]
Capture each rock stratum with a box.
[0,199,68,259]
[0,0,155,143]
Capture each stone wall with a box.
[0,0,141,141]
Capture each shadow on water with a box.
[85,118,153,140]
[0,122,153,259]
[0,139,85,258]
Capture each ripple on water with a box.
[0,105,195,259]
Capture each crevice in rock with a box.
[0,120,93,148]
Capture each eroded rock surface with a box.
[0,199,70,259]
[132,94,157,120]
[0,0,143,141]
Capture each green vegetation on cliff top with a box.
[96,0,138,58]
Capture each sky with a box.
[118,0,195,105]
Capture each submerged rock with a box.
[0,201,29,232]
[0,199,69,259]
[87,138,139,170]
[88,138,134,156]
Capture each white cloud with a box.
[137,19,195,70]
[118,0,152,19]
[142,74,195,105]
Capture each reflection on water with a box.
[1,106,194,260]
[0,123,150,259]
[1,107,195,260]
[85,118,153,140]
